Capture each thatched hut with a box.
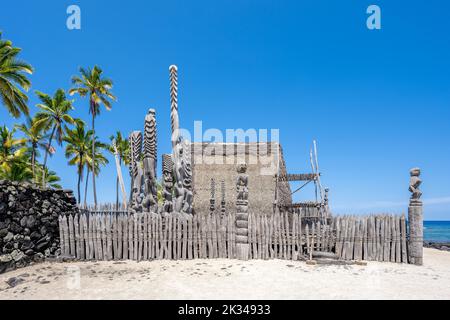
[191,142,292,216]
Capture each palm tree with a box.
[0,159,32,182]
[83,136,109,207]
[0,32,33,118]
[64,121,93,203]
[34,89,76,186]
[69,66,117,207]
[109,131,130,209]
[0,125,26,171]
[15,118,49,180]
[35,165,62,189]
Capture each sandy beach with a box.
[1,248,449,300]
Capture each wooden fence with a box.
[329,215,409,263]
[58,211,307,261]
[58,212,410,263]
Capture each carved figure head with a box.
[410,167,421,177]
[237,163,247,174]
[175,137,184,157]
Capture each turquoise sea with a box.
[424,221,450,243]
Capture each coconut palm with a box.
[15,118,49,179]
[0,159,32,182]
[109,131,130,209]
[34,89,76,186]
[35,165,62,189]
[0,32,34,118]
[64,121,93,203]
[0,125,26,171]
[83,136,109,207]
[69,66,117,207]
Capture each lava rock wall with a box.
[0,180,78,273]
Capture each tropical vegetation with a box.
[70,66,117,207]
[64,121,93,203]
[0,32,33,118]
[109,131,130,209]
[34,89,76,186]
[15,118,49,180]
[0,32,122,208]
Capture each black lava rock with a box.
[0,181,79,274]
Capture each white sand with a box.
[1,248,449,300]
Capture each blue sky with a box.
[1,0,449,219]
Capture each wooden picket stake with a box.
[68,214,74,258]
[128,214,133,260]
[123,214,128,260]
[401,213,408,263]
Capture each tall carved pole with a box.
[408,167,423,265]
[169,65,193,214]
[236,163,249,260]
[129,131,143,212]
[169,65,180,150]
[143,109,158,212]
[170,65,182,212]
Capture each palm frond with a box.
[0,33,33,118]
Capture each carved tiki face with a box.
[410,168,421,177]
[164,171,173,187]
[176,141,183,158]
[237,163,247,174]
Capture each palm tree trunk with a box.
[116,157,122,210]
[84,167,90,208]
[91,102,98,208]
[31,144,36,181]
[42,126,56,186]
[116,177,119,210]
[77,170,82,204]
[77,158,83,204]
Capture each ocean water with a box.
[424,221,450,243]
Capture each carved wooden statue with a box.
[210,178,216,214]
[409,167,422,203]
[172,137,193,214]
[125,65,193,215]
[221,180,226,217]
[408,167,424,265]
[235,163,249,260]
[324,188,330,206]
[237,164,249,203]
[181,139,193,213]
[142,109,158,212]
[169,65,193,214]
[129,131,144,212]
[162,154,174,213]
